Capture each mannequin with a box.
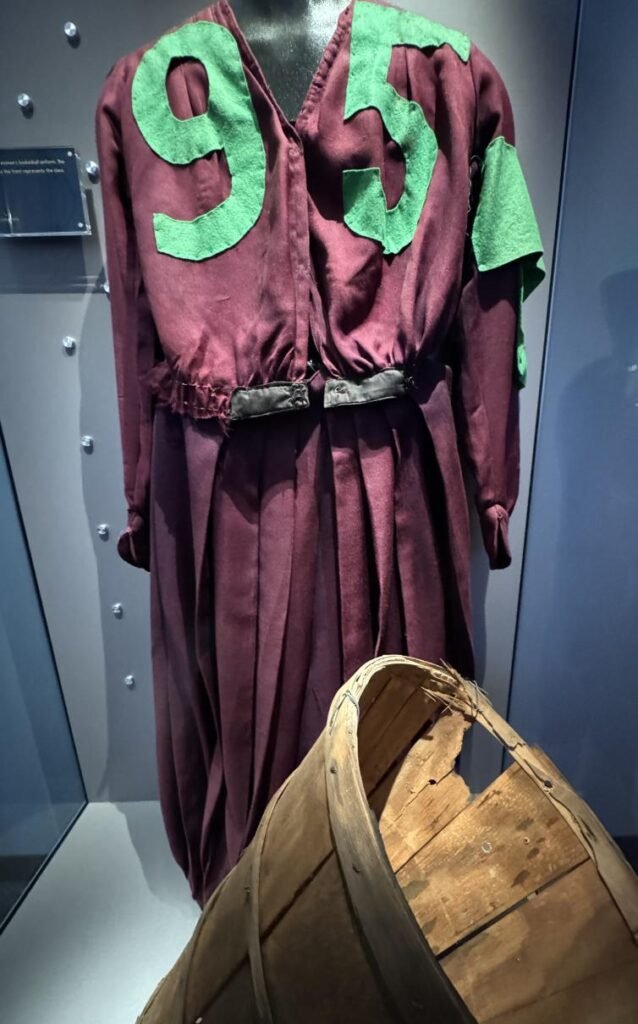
[97,1,543,906]
[229,0,346,120]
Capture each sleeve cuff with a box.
[117,511,150,571]
[480,503,512,570]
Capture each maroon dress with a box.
[96,0,543,905]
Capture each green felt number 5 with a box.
[343,2,470,255]
[132,21,265,261]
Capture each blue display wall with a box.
[510,0,638,862]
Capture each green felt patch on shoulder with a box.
[471,136,545,388]
[472,136,544,295]
[132,20,265,261]
[343,1,470,255]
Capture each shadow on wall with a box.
[533,268,638,863]
[114,801,197,912]
[469,512,490,684]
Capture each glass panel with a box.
[509,0,638,867]
[0,431,85,926]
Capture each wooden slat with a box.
[258,738,333,922]
[481,963,638,1024]
[382,772,471,874]
[442,860,638,1024]
[370,712,471,873]
[196,963,260,1024]
[356,662,400,717]
[368,763,397,820]
[397,762,588,955]
[183,740,332,1020]
[526,745,638,940]
[438,669,638,941]
[325,689,475,1023]
[262,854,399,1024]
[356,660,427,718]
[359,677,439,793]
[372,711,468,824]
[358,670,412,724]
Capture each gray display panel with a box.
[0,148,90,237]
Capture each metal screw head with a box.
[62,335,76,354]
[96,523,110,540]
[85,159,99,181]
[124,674,135,689]
[17,93,32,110]
[64,20,78,38]
[111,602,124,619]
[80,435,94,453]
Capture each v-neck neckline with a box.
[213,0,355,135]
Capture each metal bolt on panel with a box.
[85,159,99,181]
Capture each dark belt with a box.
[229,367,411,421]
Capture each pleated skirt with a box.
[149,371,474,906]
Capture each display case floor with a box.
[0,801,199,1024]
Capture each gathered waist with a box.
[144,362,427,424]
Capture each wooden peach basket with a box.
[138,657,638,1023]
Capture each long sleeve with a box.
[447,47,544,569]
[96,69,157,571]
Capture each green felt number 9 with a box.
[343,2,470,255]
[132,21,265,261]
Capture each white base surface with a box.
[0,801,200,1024]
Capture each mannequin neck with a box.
[230,0,347,120]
